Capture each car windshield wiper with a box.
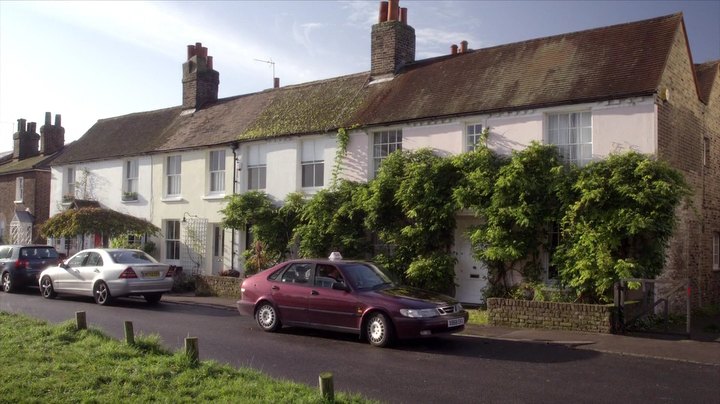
[372,282,393,290]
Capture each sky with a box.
[1,0,719,153]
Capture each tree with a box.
[364,149,461,293]
[41,208,159,239]
[295,180,370,259]
[553,152,690,302]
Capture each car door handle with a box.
[271,285,279,290]
[94,268,100,273]
[311,290,319,295]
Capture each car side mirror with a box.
[60,262,69,269]
[332,282,349,292]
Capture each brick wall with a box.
[488,298,614,333]
[656,24,720,309]
[0,170,51,244]
[371,21,415,76]
[195,275,241,299]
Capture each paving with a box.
[163,293,720,366]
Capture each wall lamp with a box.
[182,212,198,223]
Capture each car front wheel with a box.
[1,272,13,293]
[93,281,113,305]
[40,276,57,299]
[256,302,281,332]
[366,312,393,347]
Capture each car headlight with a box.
[400,308,438,318]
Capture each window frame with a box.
[466,123,484,152]
[372,128,402,177]
[301,139,325,188]
[209,150,226,194]
[713,232,719,271]
[165,220,181,261]
[165,155,182,197]
[65,167,76,198]
[14,177,24,203]
[123,159,139,201]
[547,111,593,167]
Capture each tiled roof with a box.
[0,153,58,175]
[695,60,719,104]
[54,13,692,165]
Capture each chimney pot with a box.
[400,7,407,23]
[379,1,388,23]
[451,44,458,55]
[55,114,62,127]
[17,119,26,133]
[388,0,399,21]
[187,45,195,60]
[45,112,51,126]
[28,122,36,134]
[207,56,213,70]
[274,77,280,88]
[460,40,468,53]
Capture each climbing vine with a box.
[330,125,357,188]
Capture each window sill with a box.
[161,196,185,203]
[202,194,226,201]
[13,200,23,204]
[121,199,139,204]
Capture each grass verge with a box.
[467,309,488,325]
[0,312,373,403]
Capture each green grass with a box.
[0,312,374,404]
[467,309,488,325]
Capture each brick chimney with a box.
[182,42,220,110]
[371,0,415,78]
[40,112,65,155]
[13,118,40,160]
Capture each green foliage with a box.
[242,240,273,276]
[330,125,358,187]
[553,152,690,302]
[42,207,160,239]
[363,149,460,293]
[295,180,371,259]
[110,234,156,254]
[222,192,305,266]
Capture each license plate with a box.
[448,318,464,327]
[144,271,160,278]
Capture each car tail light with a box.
[119,267,138,279]
[14,259,29,270]
[165,266,175,278]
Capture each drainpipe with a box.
[230,142,239,271]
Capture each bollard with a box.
[124,321,134,345]
[75,311,87,330]
[185,337,199,364]
[319,372,334,402]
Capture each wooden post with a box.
[319,372,334,402]
[185,337,199,364]
[75,311,87,330]
[124,321,134,345]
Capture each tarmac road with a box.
[1,290,718,403]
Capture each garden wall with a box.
[195,275,242,299]
[487,298,615,333]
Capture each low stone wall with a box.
[195,275,242,299]
[487,298,615,333]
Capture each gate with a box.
[613,278,691,337]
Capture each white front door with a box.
[453,217,487,305]
[211,224,224,275]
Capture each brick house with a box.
[0,112,65,244]
[48,1,718,306]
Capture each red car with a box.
[237,255,468,347]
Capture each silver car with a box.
[38,248,174,305]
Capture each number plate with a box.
[448,318,464,327]
[144,271,160,278]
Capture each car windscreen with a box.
[109,250,158,264]
[20,247,59,260]
[342,263,393,291]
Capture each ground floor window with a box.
[165,220,180,260]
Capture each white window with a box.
[247,144,267,190]
[713,232,719,271]
[165,220,181,260]
[65,167,76,199]
[373,129,402,176]
[14,177,24,203]
[301,139,324,188]
[166,156,182,196]
[548,111,592,166]
[123,159,139,200]
[466,123,484,152]
[209,150,226,194]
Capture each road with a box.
[1,290,718,403]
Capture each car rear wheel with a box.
[144,293,163,304]
[1,272,13,293]
[256,302,281,332]
[40,276,57,299]
[366,312,393,347]
[93,281,113,305]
